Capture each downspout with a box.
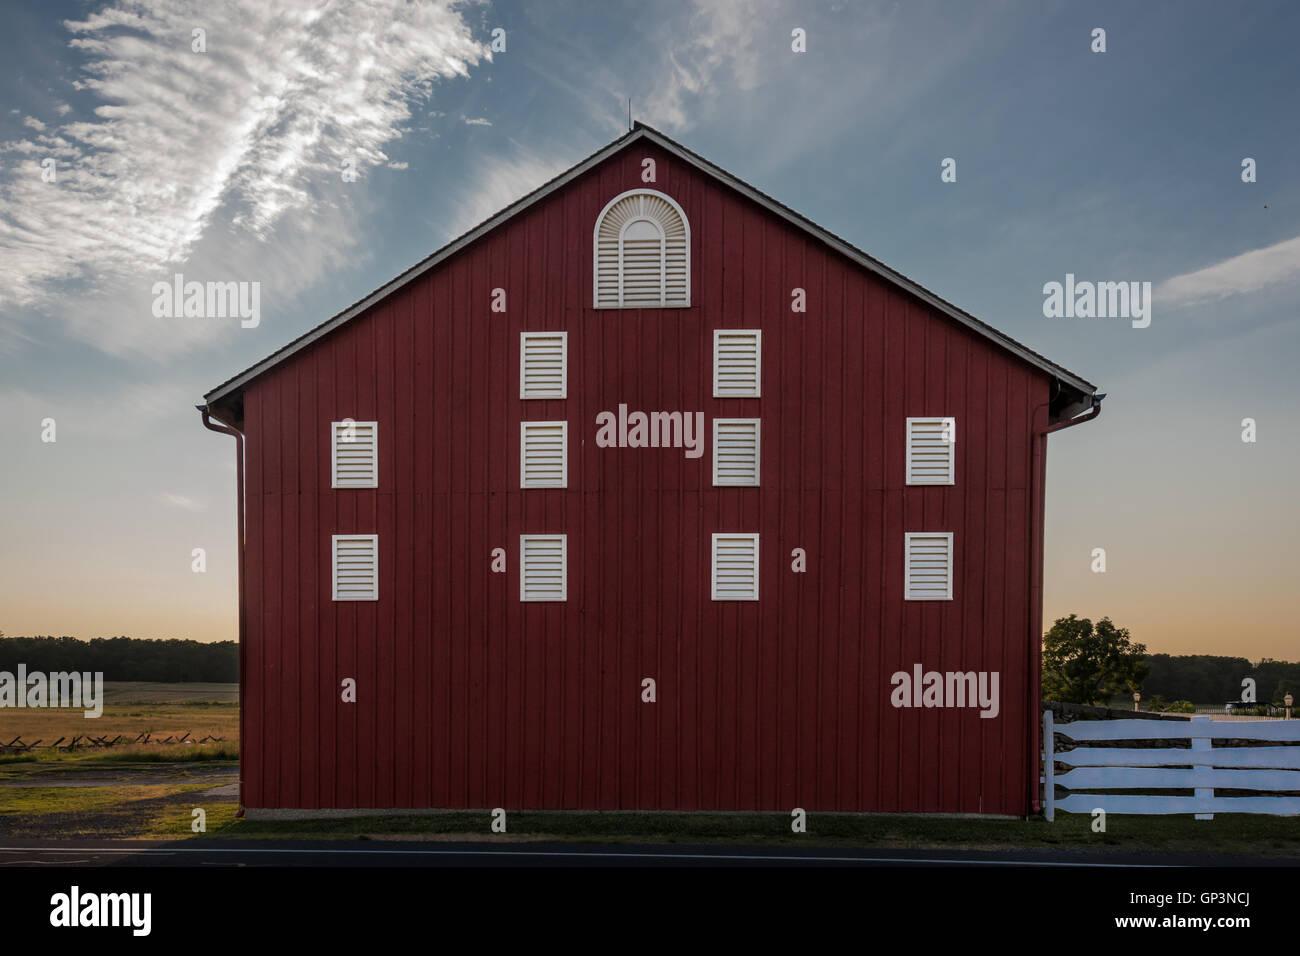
[1027,390,1102,816]
[199,405,246,819]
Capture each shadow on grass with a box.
[202,810,1300,856]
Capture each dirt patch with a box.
[0,762,240,838]
[3,788,214,838]
[0,762,235,787]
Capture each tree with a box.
[1042,614,1149,705]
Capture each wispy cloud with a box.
[0,0,488,353]
[462,116,492,126]
[640,0,782,132]
[442,148,572,240]
[162,493,205,512]
[1155,235,1300,307]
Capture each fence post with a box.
[1043,709,1055,823]
[1192,715,1213,820]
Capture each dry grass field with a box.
[0,683,240,837]
[0,681,238,749]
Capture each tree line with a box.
[0,635,237,683]
[2,624,1294,702]
[1042,614,1298,707]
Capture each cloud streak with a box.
[442,148,572,242]
[0,0,488,351]
[640,0,781,132]
[1155,235,1300,307]
[162,493,205,512]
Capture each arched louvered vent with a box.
[593,189,689,308]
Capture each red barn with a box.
[200,123,1099,818]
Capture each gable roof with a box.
[203,122,1096,421]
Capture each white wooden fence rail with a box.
[1043,711,1300,821]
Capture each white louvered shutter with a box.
[520,534,566,601]
[711,533,759,601]
[621,218,666,307]
[904,533,953,600]
[520,332,567,400]
[713,330,761,397]
[712,419,760,486]
[331,420,378,488]
[332,534,378,601]
[905,417,956,485]
[594,190,689,308]
[520,421,567,488]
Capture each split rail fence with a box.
[1044,711,1300,820]
[0,732,226,754]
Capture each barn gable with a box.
[201,123,1094,424]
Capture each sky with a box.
[0,0,1296,659]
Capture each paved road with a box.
[0,839,1292,867]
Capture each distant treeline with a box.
[1143,654,1299,704]
[0,637,1294,699]
[0,635,237,683]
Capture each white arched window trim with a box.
[592,188,690,309]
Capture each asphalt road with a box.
[0,839,1292,867]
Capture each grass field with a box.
[218,809,1300,856]
[0,681,238,761]
[6,776,1300,854]
[0,682,240,835]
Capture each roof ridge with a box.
[204,124,1095,409]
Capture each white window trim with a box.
[711,532,760,602]
[904,416,956,486]
[592,188,691,309]
[519,533,567,602]
[520,420,568,488]
[712,329,762,398]
[332,533,379,602]
[330,420,378,489]
[519,331,568,400]
[904,532,954,601]
[712,418,761,487]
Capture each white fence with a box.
[1043,711,1300,820]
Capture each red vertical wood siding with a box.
[239,140,1051,815]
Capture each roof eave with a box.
[202,122,1096,408]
